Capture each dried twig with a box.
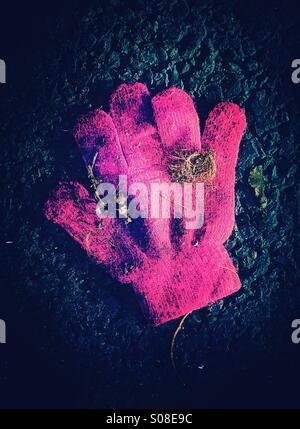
[170,311,192,386]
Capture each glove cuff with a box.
[133,242,241,326]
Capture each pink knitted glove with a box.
[45,83,246,326]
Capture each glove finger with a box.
[201,102,246,242]
[110,83,173,254]
[74,109,128,185]
[45,181,143,279]
[109,83,165,169]
[152,88,202,246]
[152,87,201,152]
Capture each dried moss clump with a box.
[169,148,216,183]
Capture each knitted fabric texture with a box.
[45,83,247,326]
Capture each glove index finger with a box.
[74,109,128,185]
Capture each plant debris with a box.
[169,148,216,183]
